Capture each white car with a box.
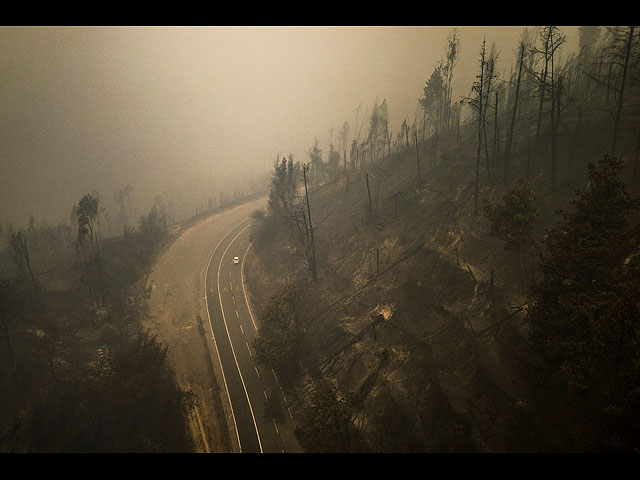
[232,256,240,264]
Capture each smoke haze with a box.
[0,26,579,231]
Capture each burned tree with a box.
[526,26,567,191]
[504,41,526,186]
[10,230,37,291]
[301,164,318,283]
[483,179,539,287]
[463,38,490,216]
[268,156,318,283]
[604,26,638,156]
[72,192,105,306]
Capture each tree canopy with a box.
[528,155,640,450]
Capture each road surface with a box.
[204,218,301,453]
[144,197,301,453]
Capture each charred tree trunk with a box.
[611,26,635,157]
[474,46,486,217]
[527,133,532,181]
[302,165,318,283]
[483,116,492,181]
[344,150,349,196]
[493,90,499,169]
[366,172,373,212]
[505,42,525,186]
[414,131,422,190]
[633,129,640,181]
[0,288,18,381]
[571,106,583,171]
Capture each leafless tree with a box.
[504,41,526,185]
[604,26,639,156]
[10,230,37,291]
[462,38,490,216]
[302,164,318,282]
[528,26,566,191]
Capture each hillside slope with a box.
[244,116,640,452]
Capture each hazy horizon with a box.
[0,26,580,231]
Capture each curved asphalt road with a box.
[204,217,302,453]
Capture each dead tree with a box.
[493,90,499,170]
[481,48,498,181]
[0,281,18,380]
[344,149,349,196]
[504,41,525,186]
[533,29,551,139]
[366,172,373,212]
[545,27,567,192]
[606,26,637,156]
[529,27,566,191]
[302,165,318,283]
[414,129,422,190]
[72,193,104,305]
[404,119,410,157]
[462,38,488,216]
[633,129,640,181]
[570,106,583,171]
[10,230,37,291]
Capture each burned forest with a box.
[1,25,640,453]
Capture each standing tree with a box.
[268,155,300,225]
[378,99,390,159]
[528,26,567,191]
[504,40,526,186]
[369,103,380,164]
[353,104,368,171]
[419,66,446,145]
[463,38,489,216]
[301,164,318,283]
[481,45,499,181]
[309,139,323,187]
[401,119,409,151]
[114,184,134,233]
[349,139,358,171]
[603,26,638,156]
[340,121,350,190]
[367,99,389,163]
[10,230,38,291]
[296,379,356,452]
[0,279,19,380]
[328,143,341,181]
[269,155,316,282]
[72,192,104,306]
[528,155,640,451]
[544,27,567,192]
[253,285,302,379]
[575,26,601,102]
[483,179,539,287]
[340,121,350,159]
[443,28,460,130]
[529,27,551,140]
[413,125,422,190]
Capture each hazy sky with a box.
[0,26,580,228]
